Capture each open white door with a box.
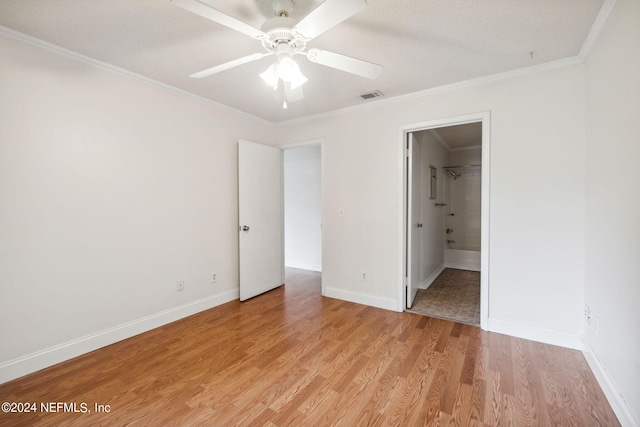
[238,140,284,301]
[406,133,420,308]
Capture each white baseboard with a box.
[443,262,481,272]
[418,264,446,290]
[488,319,637,426]
[582,340,639,427]
[0,289,239,384]
[487,318,584,350]
[285,262,322,272]
[323,286,397,312]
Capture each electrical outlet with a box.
[211,271,218,283]
[584,304,591,324]
[177,280,184,292]
[361,271,367,282]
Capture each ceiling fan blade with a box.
[293,0,367,40]
[306,48,382,79]
[190,53,271,78]
[172,0,266,39]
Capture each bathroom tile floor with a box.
[407,268,480,326]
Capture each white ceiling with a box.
[0,0,605,123]
[431,123,482,150]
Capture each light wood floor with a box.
[0,268,619,426]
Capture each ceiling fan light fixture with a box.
[277,56,299,81]
[261,55,307,90]
[289,72,307,90]
[277,56,307,89]
[260,63,279,89]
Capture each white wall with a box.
[284,145,322,271]
[0,34,276,381]
[584,0,640,423]
[277,64,587,340]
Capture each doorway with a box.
[282,140,323,291]
[400,113,490,329]
[238,139,323,301]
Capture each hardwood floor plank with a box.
[440,332,469,415]
[484,361,514,426]
[417,338,456,424]
[392,349,441,426]
[460,327,480,385]
[490,332,515,397]
[512,338,546,426]
[0,268,620,426]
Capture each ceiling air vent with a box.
[360,90,384,100]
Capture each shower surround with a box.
[443,164,481,271]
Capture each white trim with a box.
[0,25,273,127]
[443,263,481,272]
[323,287,397,312]
[279,138,324,149]
[582,340,639,427]
[398,129,408,312]
[578,0,619,60]
[276,57,582,127]
[418,264,446,290]
[398,112,491,329]
[0,289,239,384]
[479,116,491,330]
[487,318,584,350]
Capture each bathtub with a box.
[444,246,480,271]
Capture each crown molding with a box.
[2,0,619,128]
[578,0,618,60]
[0,25,274,127]
[274,0,620,127]
[274,55,584,127]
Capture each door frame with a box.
[280,139,325,291]
[398,112,491,330]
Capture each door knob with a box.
[241,225,250,232]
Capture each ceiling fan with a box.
[172,0,383,108]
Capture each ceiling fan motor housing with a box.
[271,0,294,17]
[260,16,306,52]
